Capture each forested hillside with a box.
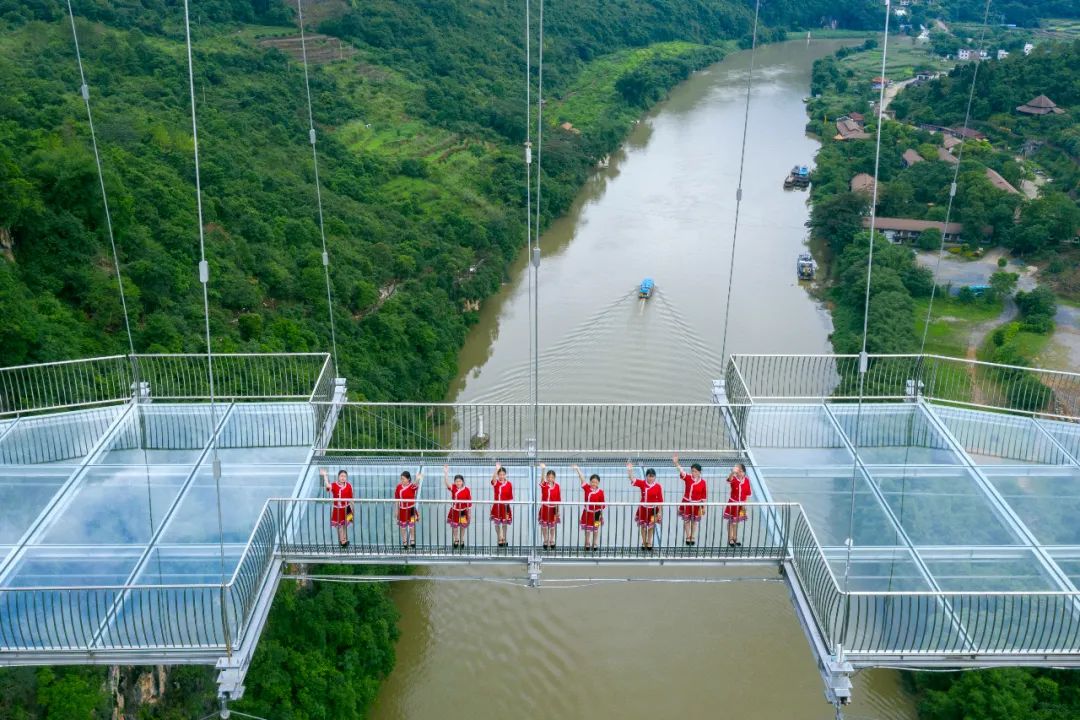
[0,1,886,717]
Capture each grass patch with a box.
[835,38,951,79]
[550,40,731,133]
[912,296,1002,358]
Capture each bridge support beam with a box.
[783,562,853,707]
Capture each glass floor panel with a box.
[828,554,931,592]
[0,466,74,543]
[1035,418,1080,461]
[132,546,245,585]
[985,467,1080,546]
[743,405,852,466]
[161,463,307,545]
[925,552,1057,591]
[758,469,899,547]
[98,404,216,466]
[828,404,962,465]
[868,466,1020,546]
[935,407,1069,466]
[1048,554,1080,587]
[3,547,141,588]
[0,406,125,465]
[37,465,189,546]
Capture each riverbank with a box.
[374,39,916,720]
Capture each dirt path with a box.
[964,298,1016,405]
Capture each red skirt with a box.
[447,508,470,527]
[724,503,748,523]
[679,503,705,521]
[397,507,419,527]
[490,503,513,525]
[330,505,352,527]
[636,506,661,527]
[579,509,603,530]
[538,505,560,527]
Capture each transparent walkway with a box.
[1,353,1079,695]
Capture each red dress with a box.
[678,472,707,521]
[395,481,419,527]
[538,481,561,527]
[447,485,472,527]
[580,484,606,530]
[329,481,353,527]
[724,475,752,523]
[491,479,513,525]
[632,478,663,527]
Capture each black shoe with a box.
[728,541,736,547]
[735,542,742,547]
[410,542,416,548]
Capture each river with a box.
[372,40,917,720]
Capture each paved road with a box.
[916,248,1037,291]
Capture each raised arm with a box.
[672,453,684,476]
[443,464,452,492]
[572,464,586,484]
[626,461,635,483]
[320,468,330,492]
[491,461,502,486]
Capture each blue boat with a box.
[639,277,654,299]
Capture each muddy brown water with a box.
[372,40,917,720]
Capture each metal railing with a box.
[269,498,792,561]
[0,584,230,652]
[0,356,132,416]
[0,354,332,419]
[728,354,1080,422]
[131,353,329,402]
[320,403,743,456]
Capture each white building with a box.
[997,49,1009,60]
[978,49,990,60]
[957,48,972,60]
[1023,43,1034,55]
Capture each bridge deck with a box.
[1,353,1079,683]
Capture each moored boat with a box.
[797,252,817,280]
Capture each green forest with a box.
[3,0,1077,718]
[0,0,884,718]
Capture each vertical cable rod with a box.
[296,0,340,373]
[64,0,135,357]
[842,0,893,599]
[918,0,994,354]
[718,0,762,368]
[182,0,228,598]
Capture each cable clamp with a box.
[949,181,957,197]
[309,128,317,146]
[322,251,329,267]
[525,143,532,165]
[80,84,90,101]
[736,187,743,202]
[858,351,868,374]
[199,260,209,284]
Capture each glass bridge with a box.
[1,352,1079,706]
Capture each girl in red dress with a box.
[537,463,561,550]
[673,454,706,546]
[627,462,663,551]
[724,463,752,547]
[443,464,472,549]
[574,465,605,551]
[394,470,422,549]
[490,462,513,547]
[320,468,353,548]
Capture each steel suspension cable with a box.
[918,0,994,355]
[525,0,535,413]
[532,0,544,441]
[64,0,135,357]
[296,0,340,373]
[718,0,762,368]
[182,0,229,592]
[842,0,894,596]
